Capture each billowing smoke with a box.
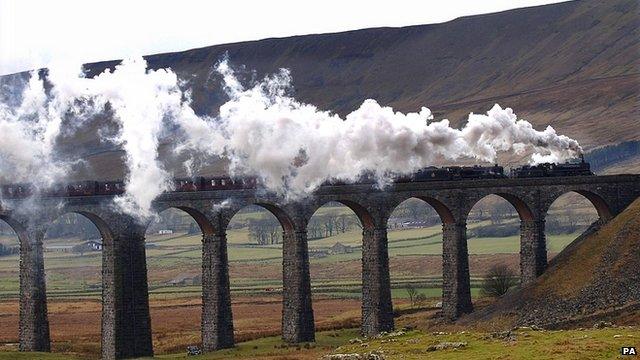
[177,60,582,197]
[0,73,70,189]
[0,56,582,219]
[0,57,197,219]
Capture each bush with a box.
[480,264,517,297]
[470,223,519,238]
[405,284,418,308]
[0,243,18,257]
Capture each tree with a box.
[480,264,517,298]
[414,293,427,307]
[405,283,418,308]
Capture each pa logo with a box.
[621,347,637,356]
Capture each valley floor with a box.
[1,309,637,360]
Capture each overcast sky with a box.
[0,0,567,75]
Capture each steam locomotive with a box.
[394,165,507,182]
[509,156,593,178]
[0,158,593,199]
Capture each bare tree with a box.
[480,264,517,297]
[405,283,418,308]
[414,293,427,307]
[322,214,335,237]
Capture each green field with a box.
[0,203,591,300]
[1,326,636,360]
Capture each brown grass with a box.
[0,295,362,357]
[534,198,640,297]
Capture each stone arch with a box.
[305,198,392,336]
[0,214,25,347]
[306,199,374,230]
[67,210,114,242]
[466,192,534,222]
[149,205,215,235]
[544,190,609,260]
[387,195,455,225]
[204,199,298,347]
[464,192,535,297]
[45,206,116,244]
[21,209,114,354]
[0,213,28,243]
[224,200,294,234]
[254,202,295,233]
[548,190,613,221]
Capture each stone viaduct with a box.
[1,174,638,359]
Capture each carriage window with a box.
[221,179,226,186]
[211,180,216,186]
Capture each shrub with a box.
[405,284,418,308]
[480,264,517,297]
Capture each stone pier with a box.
[520,219,547,285]
[18,226,51,352]
[101,220,153,360]
[282,229,315,343]
[201,232,235,351]
[361,227,394,336]
[442,222,473,320]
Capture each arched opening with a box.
[305,200,372,332]
[385,197,449,310]
[467,194,527,298]
[143,207,207,354]
[38,212,110,354]
[223,203,290,342]
[0,217,21,350]
[545,191,603,260]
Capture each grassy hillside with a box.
[466,197,640,328]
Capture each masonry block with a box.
[442,222,473,320]
[282,230,315,342]
[19,227,51,352]
[361,227,394,336]
[201,233,235,351]
[102,225,153,360]
[520,220,547,285]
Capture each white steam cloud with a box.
[0,73,70,188]
[0,57,198,218]
[0,57,582,219]
[177,60,582,197]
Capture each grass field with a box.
[0,216,584,299]
[330,327,640,360]
[1,321,636,359]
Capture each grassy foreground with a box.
[331,327,639,359]
[1,326,637,359]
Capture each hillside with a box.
[1,0,638,179]
[463,197,640,328]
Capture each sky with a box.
[0,0,568,75]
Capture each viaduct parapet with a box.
[1,174,638,359]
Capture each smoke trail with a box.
[0,57,196,219]
[0,57,582,218]
[0,72,70,188]
[177,60,582,198]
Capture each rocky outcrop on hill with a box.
[464,198,640,328]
